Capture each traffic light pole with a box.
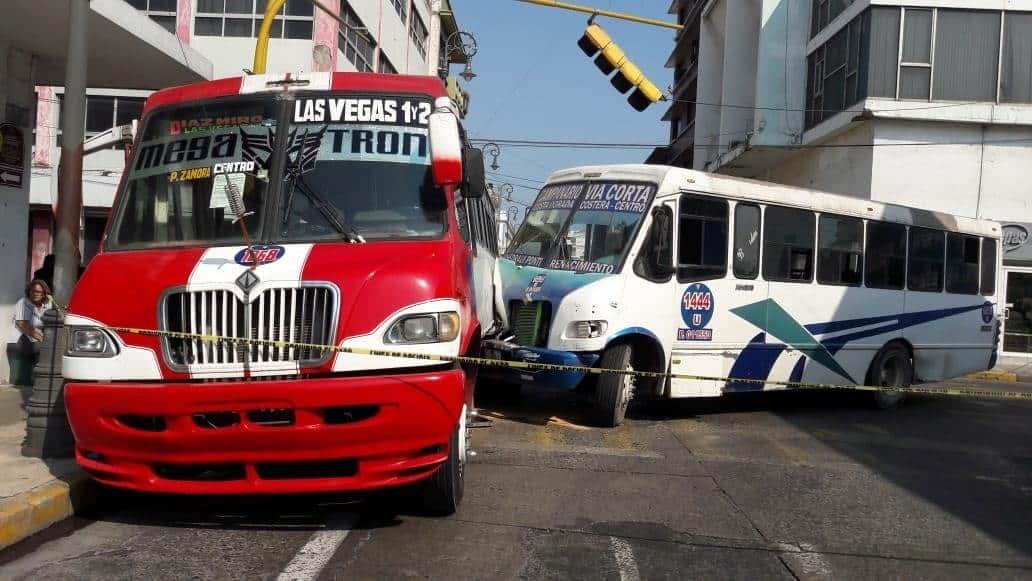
[514,0,682,31]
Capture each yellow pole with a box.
[253,0,288,74]
[514,0,682,31]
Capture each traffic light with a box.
[578,23,664,111]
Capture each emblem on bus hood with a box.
[235,245,285,267]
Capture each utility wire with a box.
[471,136,1032,150]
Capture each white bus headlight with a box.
[385,312,460,344]
[567,320,608,339]
[67,327,118,357]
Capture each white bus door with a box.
[669,195,767,397]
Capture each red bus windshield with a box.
[107,93,446,251]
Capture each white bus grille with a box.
[162,285,337,368]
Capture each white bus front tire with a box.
[595,344,635,427]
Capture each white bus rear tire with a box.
[867,342,912,410]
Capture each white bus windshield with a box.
[506,181,656,274]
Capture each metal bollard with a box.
[22,309,75,458]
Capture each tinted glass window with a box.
[946,233,980,294]
[733,204,760,279]
[818,215,863,285]
[763,206,815,282]
[908,228,945,292]
[865,221,906,289]
[981,238,997,295]
[678,196,728,282]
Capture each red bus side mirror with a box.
[429,101,463,186]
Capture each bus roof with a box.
[142,72,448,116]
[546,164,1000,239]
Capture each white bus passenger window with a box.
[908,227,945,292]
[817,215,862,286]
[763,206,815,282]
[946,233,979,295]
[733,204,760,279]
[865,221,906,290]
[678,195,728,282]
[981,238,997,295]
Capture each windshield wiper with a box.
[282,171,365,243]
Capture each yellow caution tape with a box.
[87,324,1032,402]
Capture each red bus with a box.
[61,72,498,514]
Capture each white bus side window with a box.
[733,203,760,279]
[817,214,863,286]
[865,221,906,289]
[981,238,997,295]
[763,206,815,282]
[945,233,980,295]
[908,227,945,292]
[677,195,728,282]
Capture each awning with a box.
[1,0,212,89]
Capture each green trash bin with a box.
[6,344,35,386]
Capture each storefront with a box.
[1000,223,1032,356]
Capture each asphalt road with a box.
[2,381,1031,580]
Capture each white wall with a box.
[760,122,875,197]
[0,43,36,380]
[694,0,727,170]
[752,0,808,146]
[190,37,316,78]
[869,120,1032,221]
[718,0,760,151]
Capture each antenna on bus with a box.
[223,174,258,270]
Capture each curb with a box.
[966,370,1019,383]
[0,470,98,551]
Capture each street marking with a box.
[778,542,833,578]
[609,536,641,581]
[277,513,358,581]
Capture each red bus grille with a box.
[161,285,337,368]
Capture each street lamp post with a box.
[24,0,89,457]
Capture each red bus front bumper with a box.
[65,369,464,494]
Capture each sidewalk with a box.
[966,355,1032,383]
[0,383,93,550]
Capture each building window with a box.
[60,94,146,148]
[410,10,428,58]
[378,55,398,75]
[899,8,932,99]
[1003,13,1032,103]
[195,0,313,39]
[934,11,1001,102]
[127,0,177,34]
[806,7,1032,129]
[763,206,815,283]
[806,12,867,128]
[390,0,407,23]
[339,2,375,72]
[677,195,728,282]
[811,0,856,38]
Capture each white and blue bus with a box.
[484,164,1002,426]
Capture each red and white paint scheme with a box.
[62,72,487,511]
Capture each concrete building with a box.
[1,0,212,380]
[652,0,1032,359]
[28,0,470,282]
